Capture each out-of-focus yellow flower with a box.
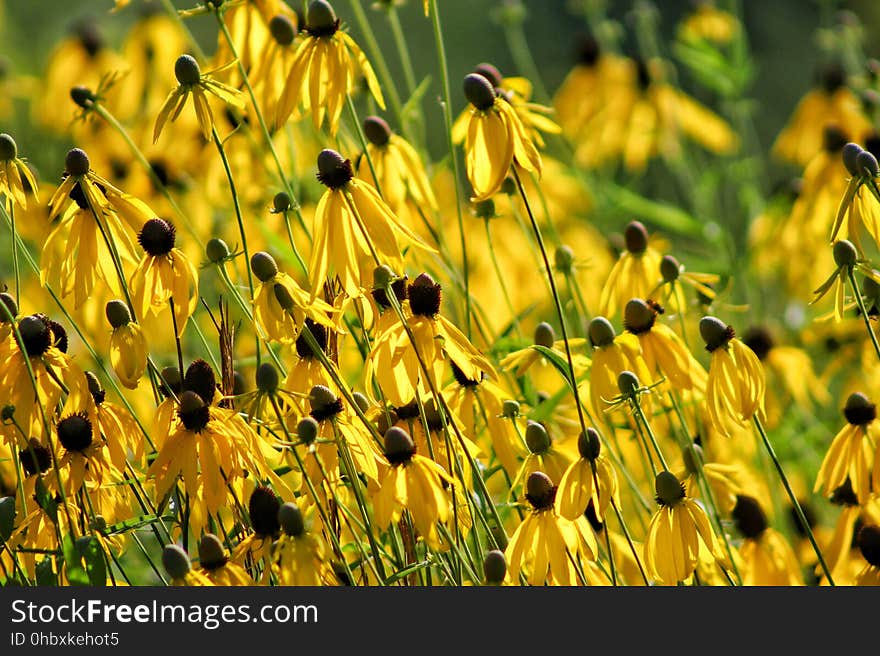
[678,2,739,44]
[275,0,384,134]
[0,133,38,210]
[732,495,804,585]
[153,55,244,143]
[461,73,541,202]
[773,64,872,168]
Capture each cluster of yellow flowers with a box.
[3,0,880,588]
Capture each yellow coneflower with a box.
[232,486,283,578]
[355,116,438,235]
[250,251,335,344]
[82,371,144,470]
[251,13,299,121]
[0,314,85,430]
[43,149,152,308]
[505,471,598,586]
[814,392,877,505]
[510,421,572,499]
[444,361,524,478]
[644,471,717,585]
[129,218,199,335]
[652,254,719,316]
[372,427,454,549]
[585,316,652,420]
[732,495,804,586]
[499,321,589,379]
[275,0,384,134]
[365,272,495,407]
[700,317,765,436]
[0,133,38,210]
[855,525,880,585]
[104,300,148,391]
[147,390,278,530]
[676,443,750,516]
[556,428,618,522]
[53,411,121,515]
[773,64,872,168]
[599,222,664,319]
[831,142,880,253]
[274,502,336,586]
[461,72,541,202]
[153,54,244,143]
[453,63,560,149]
[310,149,432,300]
[162,544,213,586]
[196,534,254,585]
[624,299,707,392]
[812,240,880,322]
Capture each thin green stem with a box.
[849,269,880,362]
[753,415,834,585]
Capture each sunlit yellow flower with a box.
[644,471,717,585]
[153,54,244,143]
[812,239,880,322]
[82,370,145,470]
[506,471,598,586]
[773,64,872,167]
[732,495,803,585]
[365,272,495,407]
[510,421,572,498]
[556,428,618,521]
[372,427,454,549]
[196,534,254,585]
[250,251,335,344]
[583,317,651,420]
[275,0,384,134]
[163,544,214,586]
[250,13,299,121]
[831,142,880,253]
[105,300,148,390]
[814,392,877,505]
[453,63,560,149]
[273,502,336,586]
[624,299,707,393]
[599,221,664,319]
[700,317,765,436]
[310,149,433,300]
[356,115,438,234]
[461,72,541,202]
[130,218,199,335]
[0,315,86,431]
[0,134,38,210]
[43,148,152,309]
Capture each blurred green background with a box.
[1,0,879,187]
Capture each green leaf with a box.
[62,535,89,586]
[76,536,107,586]
[401,75,432,123]
[602,182,706,237]
[0,496,15,542]
[35,557,58,586]
[529,345,575,388]
[386,560,431,585]
[33,478,58,525]
[106,514,168,535]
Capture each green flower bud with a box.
[162,544,191,579]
